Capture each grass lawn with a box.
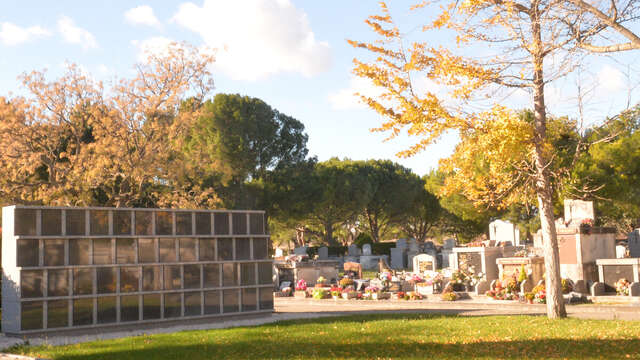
[7,314,640,359]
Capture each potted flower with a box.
[365,286,381,300]
[615,278,630,296]
[341,287,357,299]
[330,285,341,300]
[524,291,535,304]
[532,284,546,304]
[393,291,405,300]
[312,287,328,299]
[315,276,327,287]
[294,279,308,299]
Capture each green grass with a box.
[7,314,640,359]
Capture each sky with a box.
[1,1,639,176]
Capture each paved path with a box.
[1,296,639,355]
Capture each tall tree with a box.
[306,158,373,245]
[360,160,424,242]
[350,1,640,318]
[400,185,444,243]
[183,93,309,209]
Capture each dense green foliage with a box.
[9,314,640,359]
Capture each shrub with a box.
[354,233,373,247]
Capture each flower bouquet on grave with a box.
[315,276,328,288]
[580,218,594,234]
[532,284,546,303]
[408,274,424,285]
[406,291,423,300]
[615,278,631,296]
[294,279,309,298]
[341,286,357,299]
[393,291,406,300]
[364,286,381,300]
[311,287,329,299]
[339,277,354,289]
[441,284,458,301]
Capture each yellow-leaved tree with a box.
[0,42,217,208]
[350,1,640,318]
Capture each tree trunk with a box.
[531,9,567,319]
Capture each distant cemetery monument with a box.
[2,205,273,335]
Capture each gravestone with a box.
[413,253,436,274]
[275,248,284,257]
[318,246,329,260]
[390,248,405,269]
[408,239,420,252]
[396,238,408,250]
[616,245,627,259]
[362,243,372,256]
[564,199,594,225]
[441,249,453,268]
[443,238,456,249]
[293,246,308,255]
[489,219,520,246]
[629,230,640,258]
[424,241,435,251]
[348,244,361,256]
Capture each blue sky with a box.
[1,1,639,176]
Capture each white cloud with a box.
[598,65,625,92]
[171,0,331,81]
[125,5,161,27]
[0,22,50,46]
[328,76,385,110]
[57,16,97,49]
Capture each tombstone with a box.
[348,244,361,256]
[412,253,436,274]
[293,246,308,255]
[424,241,435,251]
[390,248,405,269]
[396,238,408,250]
[489,219,520,246]
[629,229,640,258]
[616,245,627,259]
[408,239,420,253]
[443,238,456,249]
[318,246,329,260]
[441,249,453,268]
[275,248,284,257]
[564,199,594,225]
[362,243,372,256]
[344,261,362,278]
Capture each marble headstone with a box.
[362,243,372,256]
[564,199,594,225]
[443,238,456,249]
[390,248,405,269]
[348,244,361,256]
[489,219,520,246]
[413,253,436,274]
[318,246,329,259]
[293,246,308,255]
[629,229,640,258]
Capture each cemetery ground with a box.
[5,298,640,359]
[5,312,640,359]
